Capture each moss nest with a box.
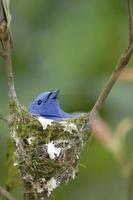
[10,103,91,198]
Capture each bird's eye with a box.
[47,92,52,99]
[37,99,42,105]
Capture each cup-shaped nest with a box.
[11,107,91,198]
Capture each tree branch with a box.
[0,2,17,111]
[89,1,133,199]
[4,41,17,102]
[128,168,133,200]
[127,0,133,45]
[91,44,133,114]
[89,0,133,118]
[0,49,6,57]
[0,186,16,200]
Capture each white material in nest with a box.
[38,117,53,130]
[41,178,46,183]
[34,182,44,193]
[13,162,18,166]
[46,141,61,160]
[60,121,78,133]
[45,177,59,196]
[27,136,35,144]
[72,169,76,179]
[12,128,20,146]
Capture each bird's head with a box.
[28,89,65,119]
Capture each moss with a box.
[6,139,21,191]
[9,104,91,197]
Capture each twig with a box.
[0,10,17,109]
[127,0,133,45]
[0,49,6,57]
[90,44,133,114]
[90,0,133,118]
[1,35,17,104]
[89,1,133,199]
[128,168,133,200]
[0,186,16,200]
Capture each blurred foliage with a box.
[0,0,133,199]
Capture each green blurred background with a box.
[0,0,133,199]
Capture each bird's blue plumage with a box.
[28,89,80,120]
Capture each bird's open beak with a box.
[51,89,60,99]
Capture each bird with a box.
[28,89,81,120]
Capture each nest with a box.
[9,102,91,199]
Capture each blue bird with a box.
[28,89,81,120]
